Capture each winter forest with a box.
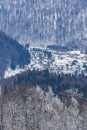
[0,85,87,130]
[0,0,87,47]
[0,0,87,130]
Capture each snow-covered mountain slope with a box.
[0,31,30,79]
[3,45,87,79]
[0,0,87,51]
[27,46,87,76]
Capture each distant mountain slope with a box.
[0,31,30,78]
[0,0,87,49]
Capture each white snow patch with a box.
[4,66,27,79]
